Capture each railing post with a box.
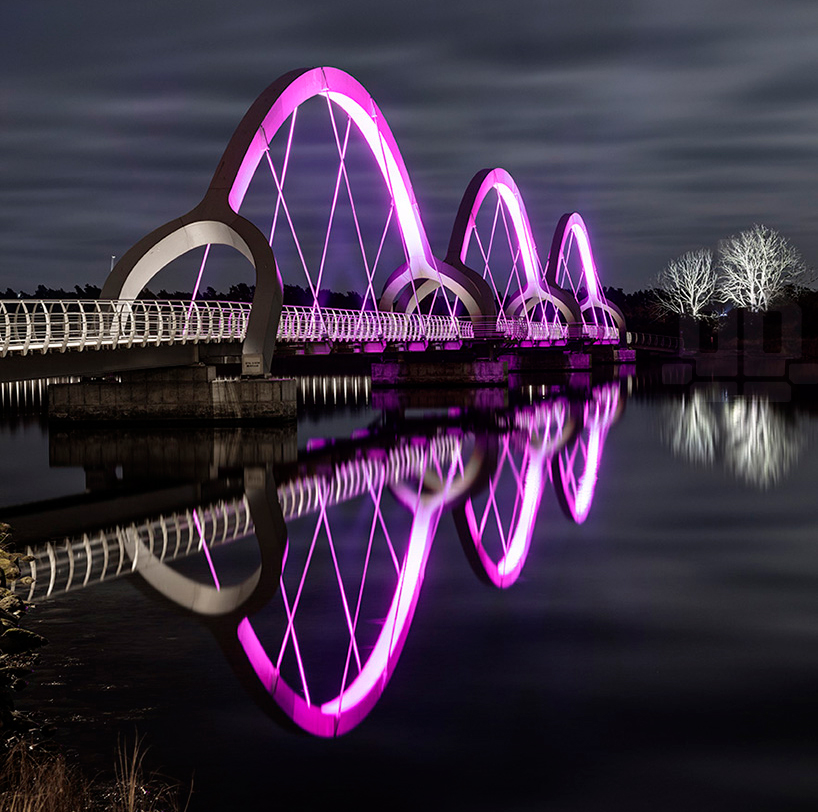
[0,302,10,357]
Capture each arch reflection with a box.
[11,381,625,737]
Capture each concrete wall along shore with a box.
[48,365,296,421]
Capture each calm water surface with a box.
[3,376,818,811]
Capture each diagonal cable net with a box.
[256,438,463,709]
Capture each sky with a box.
[2,0,818,296]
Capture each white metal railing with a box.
[276,305,474,344]
[0,299,250,358]
[582,324,620,343]
[496,317,570,343]
[0,300,619,359]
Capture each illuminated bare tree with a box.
[654,248,718,320]
[718,225,807,312]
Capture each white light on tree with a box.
[718,224,807,313]
[654,248,718,320]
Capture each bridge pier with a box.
[501,350,591,372]
[371,356,508,386]
[590,345,636,364]
[48,366,296,422]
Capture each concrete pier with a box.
[371,358,508,386]
[48,366,296,422]
[590,346,636,364]
[502,351,591,372]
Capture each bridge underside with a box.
[0,341,243,384]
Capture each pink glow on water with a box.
[235,500,440,737]
[570,426,601,523]
[230,389,619,735]
[463,404,567,587]
[467,458,544,588]
[556,384,620,523]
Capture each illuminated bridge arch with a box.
[446,168,580,330]
[104,67,497,371]
[544,213,625,339]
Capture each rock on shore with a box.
[0,523,47,742]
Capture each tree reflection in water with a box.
[662,389,804,488]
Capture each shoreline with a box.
[0,523,46,746]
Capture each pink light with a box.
[461,404,566,588]
[570,223,599,301]
[547,213,605,309]
[555,384,620,523]
[459,168,544,302]
[466,457,545,588]
[570,426,601,523]
[227,67,436,278]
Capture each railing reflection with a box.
[10,381,624,737]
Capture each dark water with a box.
[3,376,818,811]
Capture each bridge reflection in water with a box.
[8,379,622,737]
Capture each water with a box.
[3,375,818,811]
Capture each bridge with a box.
[7,381,622,736]
[0,67,674,386]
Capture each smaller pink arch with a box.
[446,168,580,324]
[450,168,543,297]
[455,401,574,588]
[544,213,625,332]
[552,384,621,524]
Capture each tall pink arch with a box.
[223,67,434,271]
[446,168,580,324]
[230,67,495,323]
[104,66,493,371]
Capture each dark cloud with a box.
[2,0,818,293]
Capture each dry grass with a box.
[0,742,86,812]
[107,735,190,812]
[0,737,191,812]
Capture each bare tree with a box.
[654,248,718,320]
[718,224,807,312]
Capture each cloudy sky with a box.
[3,0,818,295]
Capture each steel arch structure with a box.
[544,213,625,340]
[96,67,622,376]
[446,168,580,333]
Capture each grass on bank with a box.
[0,736,191,812]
